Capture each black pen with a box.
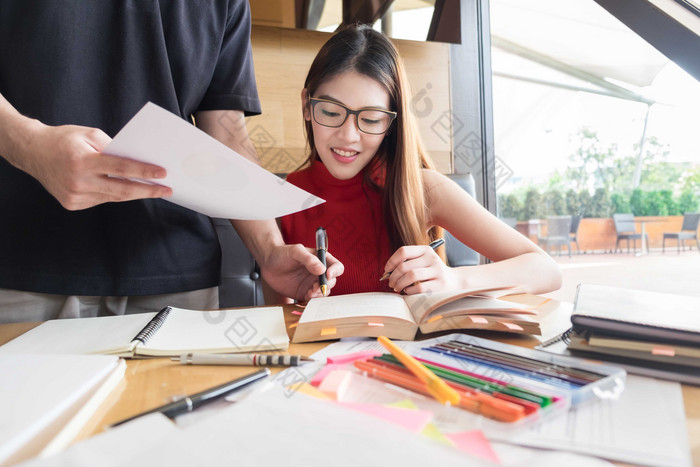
[380,238,445,281]
[316,226,328,296]
[110,368,270,427]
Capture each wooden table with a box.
[1,299,698,465]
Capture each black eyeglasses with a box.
[308,97,397,135]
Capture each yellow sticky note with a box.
[421,423,453,446]
[286,382,331,399]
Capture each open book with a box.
[292,287,541,343]
[0,306,289,357]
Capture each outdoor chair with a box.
[613,213,647,253]
[537,215,573,257]
[500,217,517,228]
[662,212,700,254]
[570,215,581,253]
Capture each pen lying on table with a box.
[172,353,315,367]
[110,368,270,427]
[379,238,445,281]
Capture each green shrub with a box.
[521,188,542,220]
[498,194,522,220]
[629,189,644,215]
[578,190,592,218]
[678,190,699,213]
[590,188,612,218]
[610,192,630,214]
[542,190,566,215]
[659,190,679,215]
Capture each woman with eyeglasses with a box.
[280,24,561,297]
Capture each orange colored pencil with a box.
[355,359,526,423]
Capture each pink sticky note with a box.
[310,363,344,387]
[445,430,500,464]
[339,402,433,433]
[470,316,489,324]
[502,322,524,331]
[318,370,353,400]
[651,347,675,356]
[326,350,383,365]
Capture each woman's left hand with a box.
[383,245,460,294]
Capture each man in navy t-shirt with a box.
[0,0,342,321]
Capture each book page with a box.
[139,306,289,355]
[0,314,153,355]
[298,293,415,324]
[403,286,519,324]
[426,297,534,319]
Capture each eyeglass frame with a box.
[307,97,397,135]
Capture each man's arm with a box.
[194,110,343,301]
[0,93,171,210]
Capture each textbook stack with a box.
[563,284,700,385]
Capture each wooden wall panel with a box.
[247,26,453,174]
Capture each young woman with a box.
[280,24,561,297]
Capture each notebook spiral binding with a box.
[539,326,574,348]
[132,306,172,344]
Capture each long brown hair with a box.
[301,24,444,256]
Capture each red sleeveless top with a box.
[281,161,394,296]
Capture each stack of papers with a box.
[0,354,125,466]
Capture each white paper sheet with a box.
[18,414,178,467]
[135,387,493,466]
[103,102,324,220]
[505,375,691,467]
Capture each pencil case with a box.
[342,333,626,434]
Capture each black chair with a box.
[662,212,700,254]
[444,173,480,267]
[613,213,647,254]
[537,215,572,257]
[212,218,265,308]
[570,215,581,253]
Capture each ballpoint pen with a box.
[377,335,460,406]
[171,353,314,367]
[110,368,270,427]
[380,238,445,281]
[316,226,328,296]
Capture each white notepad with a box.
[0,306,289,357]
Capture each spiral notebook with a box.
[0,306,289,357]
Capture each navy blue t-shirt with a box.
[0,0,261,295]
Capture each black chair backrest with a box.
[613,213,635,233]
[213,218,265,308]
[570,215,581,234]
[681,212,700,231]
[546,215,572,238]
[444,173,480,267]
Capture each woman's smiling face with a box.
[303,70,392,180]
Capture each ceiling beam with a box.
[593,0,700,83]
[491,35,655,105]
